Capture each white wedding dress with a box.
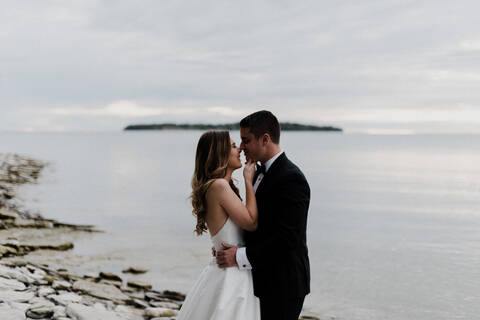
[177,217,260,320]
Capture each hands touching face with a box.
[243,158,256,185]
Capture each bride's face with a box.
[228,138,242,170]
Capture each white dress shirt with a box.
[236,151,283,270]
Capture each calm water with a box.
[1,131,480,319]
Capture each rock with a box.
[0,305,25,320]
[26,304,54,319]
[37,286,56,297]
[122,266,148,274]
[72,280,130,303]
[57,270,81,282]
[13,219,53,228]
[127,280,152,291]
[39,242,74,251]
[98,279,122,288]
[28,297,55,307]
[129,298,150,309]
[2,260,25,267]
[0,265,36,284]
[99,272,122,282]
[115,305,145,318]
[52,280,72,290]
[9,302,31,313]
[0,244,18,256]
[149,301,180,309]
[66,303,119,320]
[144,307,177,318]
[299,316,321,320]
[0,276,26,290]
[2,239,20,249]
[161,290,186,301]
[127,291,146,300]
[144,291,179,303]
[0,207,19,220]
[0,289,35,302]
[0,242,73,257]
[144,291,162,301]
[22,266,46,282]
[43,275,55,284]
[53,305,67,318]
[47,292,82,306]
[66,303,143,320]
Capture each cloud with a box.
[41,101,251,119]
[2,0,480,132]
[46,101,168,118]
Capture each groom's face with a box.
[240,127,264,162]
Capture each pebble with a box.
[48,292,83,306]
[127,280,152,291]
[145,307,178,318]
[52,280,72,290]
[26,303,55,319]
[122,266,148,274]
[99,271,123,282]
[73,280,130,303]
[149,301,181,309]
[37,286,56,297]
[0,289,35,303]
[0,276,26,290]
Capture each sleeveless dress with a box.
[177,218,260,320]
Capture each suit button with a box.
[243,265,246,268]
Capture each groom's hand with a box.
[216,242,238,268]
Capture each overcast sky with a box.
[1,0,480,133]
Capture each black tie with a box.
[256,163,266,175]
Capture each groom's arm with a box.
[236,247,252,269]
[245,172,310,268]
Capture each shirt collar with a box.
[263,151,283,172]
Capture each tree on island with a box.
[124,122,342,132]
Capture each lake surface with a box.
[1,131,479,319]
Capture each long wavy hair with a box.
[190,130,241,235]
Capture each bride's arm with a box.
[242,159,258,229]
[209,164,257,231]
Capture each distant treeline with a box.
[124,123,342,132]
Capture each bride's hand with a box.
[243,159,256,185]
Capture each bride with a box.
[177,130,260,320]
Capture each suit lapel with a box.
[255,153,287,195]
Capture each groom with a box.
[216,110,311,320]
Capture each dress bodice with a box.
[210,218,245,250]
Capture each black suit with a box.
[245,153,310,320]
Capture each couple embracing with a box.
[177,110,311,320]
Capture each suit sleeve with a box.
[245,172,310,269]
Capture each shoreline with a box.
[0,154,185,319]
[0,153,319,320]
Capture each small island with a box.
[124,122,342,132]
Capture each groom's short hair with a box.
[240,110,280,144]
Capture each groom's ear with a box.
[262,133,271,145]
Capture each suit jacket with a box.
[245,152,310,299]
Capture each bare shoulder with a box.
[206,178,230,198]
[210,178,230,189]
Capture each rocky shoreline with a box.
[0,153,319,320]
[0,154,185,320]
